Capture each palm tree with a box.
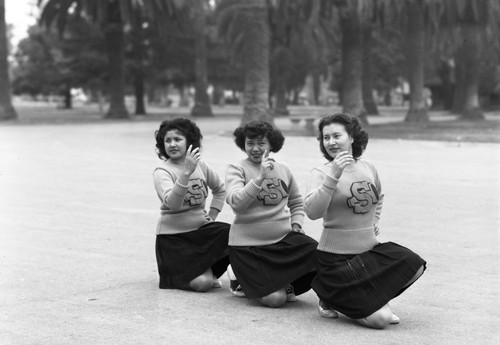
[448,0,499,120]
[189,0,213,117]
[217,0,273,125]
[269,0,331,115]
[368,0,435,123]
[0,0,17,120]
[453,24,483,120]
[382,0,498,122]
[129,24,148,116]
[403,0,428,123]
[336,0,368,124]
[362,22,378,115]
[38,0,179,119]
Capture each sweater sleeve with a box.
[287,169,305,227]
[373,166,384,222]
[225,163,262,213]
[202,161,226,212]
[153,168,188,211]
[304,167,339,220]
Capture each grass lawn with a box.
[367,118,500,143]
[3,100,499,143]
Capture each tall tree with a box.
[217,0,273,125]
[12,21,106,106]
[455,24,483,120]
[189,0,213,117]
[381,0,498,122]
[376,0,437,123]
[269,0,331,115]
[269,0,295,115]
[128,26,148,115]
[362,22,378,115]
[447,0,499,120]
[126,9,155,116]
[336,0,367,123]
[38,0,179,119]
[0,0,17,120]
[403,0,428,123]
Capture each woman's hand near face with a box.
[259,150,275,177]
[330,151,354,179]
[253,150,274,186]
[184,145,201,175]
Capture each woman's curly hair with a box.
[317,113,368,161]
[233,121,285,153]
[154,118,202,160]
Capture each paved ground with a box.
[1,110,499,345]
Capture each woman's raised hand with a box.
[260,150,275,177]
[330,151,354,179]
[184,145,201,175]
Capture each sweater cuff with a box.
[291,213,305,228]
[210,198,225,211]
[322,175,339,190]
[246,180,263,197]
[172,180,188,196]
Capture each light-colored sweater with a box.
[225,158,304,246]
[304,159,383,254]
[153,159,225,235]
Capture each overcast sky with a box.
[5,0,38,46]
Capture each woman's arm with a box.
[304,168,338,220]
[225,164,262,213]
[203,160,226,219]
[153,168,189,211]
[287,171,305,229]
[372,165,384,236]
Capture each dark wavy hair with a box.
[317,113,368,161]
[154,118,202,160]
[233,121,285,153]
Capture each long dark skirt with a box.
[229,232,318,299]
[155,221,230,289]
[312,241,426,319]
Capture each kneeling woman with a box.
[225,121,318,308]
[305,113,426,328]
[153,118,230,291]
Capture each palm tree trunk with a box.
[63,85,72,109]
[339,5,367,124]
[103,2,129,119]
[362,24,378,115]
[437,58,454,110]
[131,28,147,116]
[0,0,17,120]
[190,0,213,117]
[312,69,321,106]
[240,0,272,125]
[459,24,484,120]
[451,47,465,114]
[404,1,428,123]
[273,73,289,115]
[134,70,146,115]
[179,85,190,107]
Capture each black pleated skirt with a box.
[155,221,230,289]
[229,231,318,299]
[312,241,426,319]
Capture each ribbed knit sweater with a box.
[225,158,304,246]
[153,159,225,235]
[304,159,384,254]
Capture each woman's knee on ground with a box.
[259,289,287,308]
